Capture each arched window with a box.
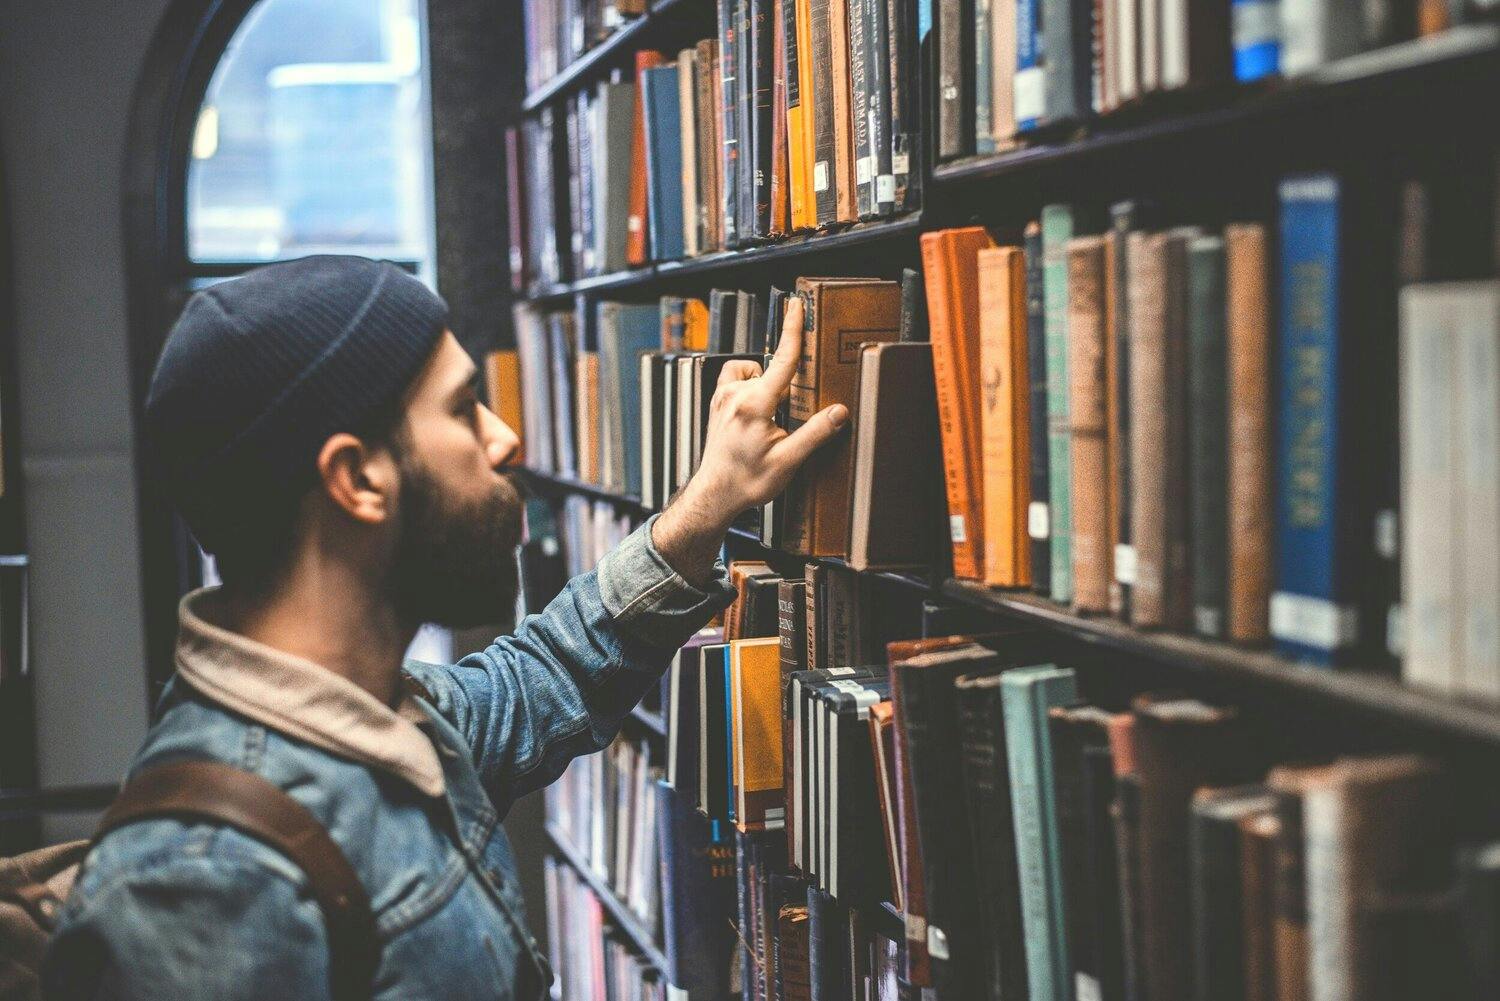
[186,0,435,279]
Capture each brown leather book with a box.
[778,901,813,1000]
[886,635,975,988]
[783,278,902,557]
[1068,236,1111,612]
[575,349,601,484]
[922,227,999,580]
[1128,230,1192,629]
[627,51,668,266]
[769,0,790,237]
[697,39,723,252]
[1103,230,1122,614]
[978,246,1031,588]
[1265,762,1339,1001]
[1239,810,1282,1001]
[1131,695,1261,1001]
[829,0,858,223]
[485,349,526,466]
[847,342,945,571]
[1300,755,1449,1001]
[1225,223,1272,644]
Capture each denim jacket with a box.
[41,516,733,1000]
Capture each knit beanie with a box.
[144,255,448,554]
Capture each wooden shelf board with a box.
[544,822,671,971]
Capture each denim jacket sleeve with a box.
[42,826,328,1000]
[404,515,734,812]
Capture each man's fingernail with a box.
[828,404,849,428]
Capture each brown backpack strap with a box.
[95,761,377,1001]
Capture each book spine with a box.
[1188,235,1229,638]
[566,96,585,279]
[991,0,1018,147]
[1069,236,1111,613]
[1043,204,1076,605]
[679,52,701,259]
[810,0,838,225]
[1226,223,1272,644]
[1455,284,1500,699]
[738,0,758,242]
[1105,219,1129,617]
[1189,799,1249,1001]
[752,0,775,238]
[1025,222,1053,595]
[936,0,974,158]
[868,0,895,216]
[505,126,529,292]
[1231,0,1280,81]
[1273,175,1353,664]
[849,0,874,218]
[1114,774,1147,1001]
[1163,231,1195,631]
[1001,668,1078,1000]
[720,0,742,246]
[1015,0,1046,132]
[793,0,819,230]
[956,679,1027,1001]
[974,0,994,154]
[643,65,686,262]
[1042,0,1091,124]
[980,248,1023,588]
[830,0,859,224]
[1129,231,1168,628]
[770,0,791,236]
[887,0,914,211]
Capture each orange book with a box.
[921,227,997,581]
[789,0,817,231]
[485,349,525,466]
[977,246,1031,588]
[731,637,785,831]
[626,51,669,266]
[683,297,710,351]
[829,0,858,223]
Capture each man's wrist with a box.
[651,484,733,588]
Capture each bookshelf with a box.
[506,1,1500,998]
[544,821,672,972]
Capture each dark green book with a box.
[1187,234,1229,638]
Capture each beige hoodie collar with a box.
[174,587,446,797]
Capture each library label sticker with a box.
[1076,974,1103,1001]
[1114,543,1137,584]
[949,515,967,544]
[877,174,896,204]
[1269,592,1358,650]
[927,925,950,960]
[814,161,830,193]
[1028,502,1050,541]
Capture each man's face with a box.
[387,332,524,628]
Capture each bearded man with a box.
[40,256,846,999]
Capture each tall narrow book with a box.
[1068,235,1111,612]
[978,245,1032,588]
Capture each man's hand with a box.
[651,296,848,585]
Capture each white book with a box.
[1117,0,1140,102]
[1281,0,1365,76]
[640,353,657,510]
[1455,281,1500,699]
[1139,0,1161,92]
[674,355,697,497]
[1399,285,1461,694]
[678,49,700,259]
[1160,0,1188,88]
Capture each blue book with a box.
[641,64,685,262]
[597,301,660,498]
[1014,0,1045,133]
[1001,664,1078,1001]
[1232,0,1281,81]
[657,781,737,997]
[1274,174,1376,666]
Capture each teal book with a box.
[1001,664,1078,1001]
[597,301,660,498]
[1042,205,1075,605]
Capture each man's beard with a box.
[389,457,524,629]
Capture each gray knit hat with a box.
[144,255,448,553]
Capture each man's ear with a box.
[316,432,398,525]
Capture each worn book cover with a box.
[978,246,1032,588]
[1067,235,1111,612]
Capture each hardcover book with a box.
[977,245,1032,588]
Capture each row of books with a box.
[558,495,640,580]
[543,856,670,1001]
[522,0,646,95]
[509,0,922,290]
[941,0,1498,160]
[547,735,663,932]
[922,164,1499,688]
[641,562,1500,1001]
[512,289,776,499]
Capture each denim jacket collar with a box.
[174,587,446,797]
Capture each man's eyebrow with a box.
[448,368,480,400]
